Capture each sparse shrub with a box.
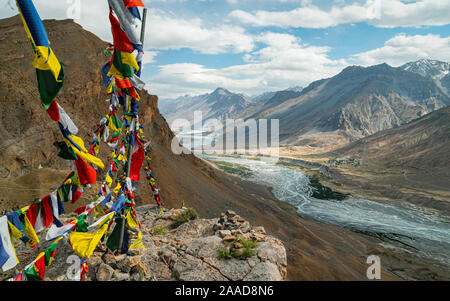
[309,175,348,201]
[239,237,258,249]
[152,225,168,235]
[170,208,198,229]
[171,270,181,280]
[217,238,258,260]
[217,246,233,259]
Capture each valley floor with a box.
[278,147,450,217]
[201,152,450,280]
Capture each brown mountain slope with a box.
[322,106,450,212]
[334,106,450,170]
[2,15,447,280]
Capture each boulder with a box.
[114,270,130,281]
[102,253,117,269]
[253,226,266,234]
[257,238,287,267]
[172,253,228,281]
[185,236,223,259]
[116,257,132,273]
[218,230,231,238]
[65,206,288,282]
[204,257,251,281]
[244,262,283,281]
[226,210,237,218]
[222,235,236,242]
[130,272,143,281]
[96,263,114,281]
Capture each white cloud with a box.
[0,0,112,40]
[1,1,255,55]
[4,0,449,100]
[149,32,348,98]
[147,9,255,54]
[354,33,450,66]
[142,51,159,64]
[230,0,450,28]
[371,0,450,28]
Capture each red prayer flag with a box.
[74,205,87,215]
[109,11,135,53]
[34,255,46,281]
[128,87,137,99]
[26,203,39,228]
[46,99,60,122]
[71,186,83,204]
[74,155,97,185]
[129,134,145,181]
[114,77,133,89]
[13,271,24,281]
[80,262,89,281]
[123,0,144,8]
[40,195,54,228]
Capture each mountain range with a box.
[249,62,449,145]
[160,87,254,126]
[323,105,450,214]
[160,86,304,125]
[401,59,450,81]
[162,60,450,150]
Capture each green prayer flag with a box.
[106,219,123,251]
[36,64,65,110]
[44,241,58,267]
[75,215,88,233]
[113,51,134,79]
[54,141,77,160]
[24,266,41,281]
[112,116,123,131]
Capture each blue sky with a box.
[1,0,450,99]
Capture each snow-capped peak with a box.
[401,59,450,80]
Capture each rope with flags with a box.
[0,0,158,280]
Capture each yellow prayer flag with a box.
[23,214,40,247]
[129,231,146,251]
[121,51,140,72]
[125,210,139,229]
[113,183,122,194]
[69,219,111,259]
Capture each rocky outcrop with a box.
[127,206,287,282]
[1,206,286,281]
[108,207,285,281]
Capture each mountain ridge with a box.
[244,61,450,146]
[160,87,255,125]
[332,106,450,171]
[162,59,450,151]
